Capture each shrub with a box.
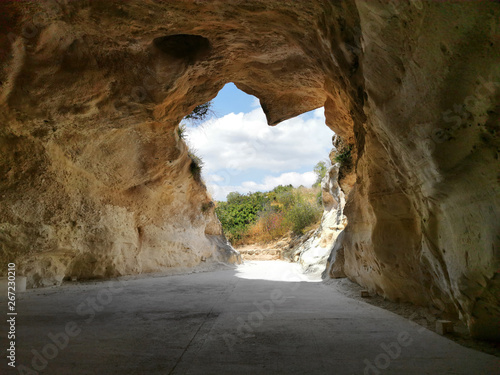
[333,137,353,180]
[259,208,287,238]
[316,190,323,207]
[177,124,187,140]
[216,180,324,244]
[188,150,203,182]
[185,101,213,123]
[334,146,352,166]
[284,200,322,234]
[243,209,288,244]
[274,190,295,211]
[215,191,270,242]
[245,220,272,244]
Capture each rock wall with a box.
[0,0,245,287]
[290,163,347,276]
[343,1,500,340]
[0,1,498,339]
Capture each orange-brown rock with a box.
[0,1,498,339]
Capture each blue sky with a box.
[185,83,334,201]
[210,83,258,115]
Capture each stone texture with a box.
[0,0,498,339]
[341,1,500,340]
[290,163,347,276]
[324,230,347,279]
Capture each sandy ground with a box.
[1,261,499,374]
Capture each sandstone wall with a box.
[343,1,500,340]
[0,0,498,338]
[290,163,347,276]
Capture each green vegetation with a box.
[332,136,353,180]
[313,161,328,187]
[177,123,187,140]
[188,150,203,182]
[215,191,270,241]
[178,102,214,181]
[215,183,322,245]
[334,145,352,166]
[185,101,213,123]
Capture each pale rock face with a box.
[292,163,347,276]
[0,0,498,339]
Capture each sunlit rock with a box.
[0,0,498,339]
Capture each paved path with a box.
[2,261,499,374]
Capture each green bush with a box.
[284,193,322,234]
[266,185,294,211]
[333,137,353,170]
[177,124,187,140]
[334,147,352,166]
[332,137,354,180]
[271,184,293,195]
[185,102,213,123]
[188,150,203,182]
[216,186,323,243]
[316,190,323,206]
[215,191,270,241]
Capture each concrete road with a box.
[2,261,499,375]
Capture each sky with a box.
[185,83,334,201]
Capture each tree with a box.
[184,101,213,123]
[313,161,328,187]
[272,184,293,195]
[226,192,243,204]
[216,191,270,240]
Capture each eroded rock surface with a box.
[289,163,347,276]
[0,1,498,339]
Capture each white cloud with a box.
[186,106,333,201]
[205,174,225,183]
[206,171,317,201]
[186,107,333,174]
[241,172,316,191]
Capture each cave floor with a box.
[4,261,499,375]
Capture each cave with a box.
[0,0,498,373]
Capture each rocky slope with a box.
[287,163,347,276]
[0,1,498,339]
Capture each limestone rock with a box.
[0,0,498,339]
[324,230,347,279]
[291,163,347,276]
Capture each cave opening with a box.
[1,1,499,373]
[181,83,345,268]
[183,83,334,202]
